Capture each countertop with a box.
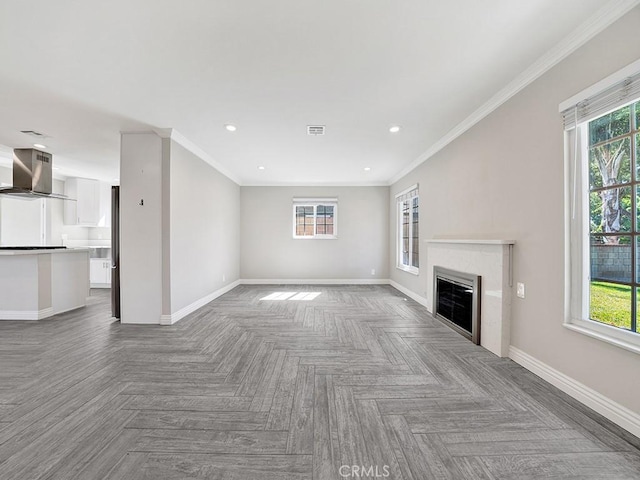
[0,248,91,256]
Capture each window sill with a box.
[563,319,640,356]
[396,265,419,276]
[292,236,338,240]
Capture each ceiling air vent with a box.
[307,125,325,136]
[20,130,48,138]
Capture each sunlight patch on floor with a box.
[260,292,321,301]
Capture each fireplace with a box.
[433,266,481,344]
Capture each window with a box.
[396,185,419,274]
[292,198,337,239]
[562,60,640,353]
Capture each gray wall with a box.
[241,186,389,280]
[390,7,640,413]
[169,140,241,313]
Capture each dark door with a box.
[111,186,121,319]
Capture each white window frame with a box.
[396,184,419,275]
[562,59,640,355]
[292,198,338,240]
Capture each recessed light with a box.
[225,124,237,132]
[33,143,47,149]
[364,167,371,171]
[389,125,401,133]
[258,166,265,170]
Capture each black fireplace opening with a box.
[433,267,481,344]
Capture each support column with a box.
[119,132,170,324]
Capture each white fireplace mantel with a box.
[425,238,515,357]
[425,239,516,245]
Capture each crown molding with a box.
[389,0,640,186]
[154,128,242,185]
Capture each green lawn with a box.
[590,281,632,330]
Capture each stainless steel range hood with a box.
[0,149,70,200]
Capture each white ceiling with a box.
[0,0,628,185]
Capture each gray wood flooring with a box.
[0,285,639,479]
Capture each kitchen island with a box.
[0,248,90,320]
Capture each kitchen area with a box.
[0,149,117,320]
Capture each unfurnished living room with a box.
[1,1,640,479]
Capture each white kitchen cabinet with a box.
[64,178,99,225]
[90,258,112,288]
[97,181,111,228]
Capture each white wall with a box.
[241,186,389,280]
[119,132,241,324]
[169,140,241,314]
[390,7,640,414]
[120,133,164,324]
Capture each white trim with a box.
[563,320,640,356]
[559,57,640,112]
[0,307,53,320]
[293,197,339,203]
[153,128,242,185]
[292,202,338,239]
[396,265,419,276]
[241,278,390,285]
[242,181,390,187]
[394,184,419,199]
[160,280,242,325]
[389,280,430,310]
[509,345,640,439]
[425,239,516,245]
[389,0,640,185]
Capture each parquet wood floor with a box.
[0,285,639,479]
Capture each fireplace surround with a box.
[425,239,515,357]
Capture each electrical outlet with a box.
[371,268,376,276]
[516,282,525,299]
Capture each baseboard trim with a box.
[241,278,391,285]
[509,345,640,439]
[160,280,242,325]
[388,280,430,310]
[0,307,53,321]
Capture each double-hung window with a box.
[396,185,419,274]
[292,198,338,239]
[562,60,640,353]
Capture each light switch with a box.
[516,282,525,299]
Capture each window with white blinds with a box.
[562,59,640,354]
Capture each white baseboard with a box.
[388,280,430,310]
[0,307,53,320]
[160,280,242,325]
[509,345,640,439]
[241,278,390,285]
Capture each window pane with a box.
[590,281,631,330]
[637,237,640,283]
[636,101,640,131]
[636,134,640,181]
[637,288,640,333]
[589,186,631,234]
[590,235,632,283]
[295,205,315,236]
[412,197,419,268]
[589,105,630,145]
[589,138,630,188]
